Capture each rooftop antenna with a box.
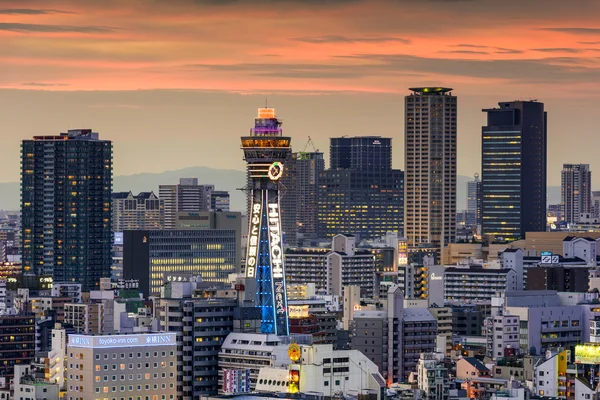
[265,97,268,109]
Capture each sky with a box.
[2,0,600,187]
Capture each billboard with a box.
[575,345,600,364]
[288,305,309,318]
[69,333,176,349]
[223,369,251,394]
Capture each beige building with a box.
[66,333,177,400]
[64,303,104,334]
[404,87,457,260]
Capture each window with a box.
[539,371,544,376]
[539,381,544,386]
[324,381,329,387]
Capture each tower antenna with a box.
[265,97,268,108]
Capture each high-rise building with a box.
[156,284,239,398]
[123,228,239,298]
[210,190,230,212]
[593,191,600,219]
[112,191,164,232]
[318,137,403,240]
[159,179,214,229]
[466,173,482,227]
[280,151,325,247]
[404,88,457,258]
[562,164,592,224]
[481,100,547,242]
[241,107,291,336]
[0,314,35,381]
[21,129,112,291]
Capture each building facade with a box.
[284,235,376,297]
[156,292,238,398]
[0,314,35,381]
[112,191,164,232]
[21,129,112,291]
[481,100,547,242]
[210,191,230,212]
[444,266,517,304]
[66,333,177,400]
[123,229,238,297]
[561,164,592,224]
[404,87,457,258]
[466,173,482,227]
[159,179,214,229]
[318,137,403,241]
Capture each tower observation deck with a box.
[241,107,291,336]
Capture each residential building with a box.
[21,129,112,291]
[318,137,403,241]
[112,191,164,231]
[51,282,82,303]
[284,235,376,297]
[0,314,35,381]
[64,303,104,334]
[66,332,177,400]
[210,191,230,212]
[481,100,547,242]
[405,87,457,259]
[13,364,59,400]
[533,349,569,398]
[444,266,518,304]
[123,229,238,298]
[561,164,591,224]
[155,283,239,398]
[593,191,600,219]
[485,314,520,360]
[467,173,482,227]
[428,306,453,355]
[416,353,450,400]
[159,178,215,229]
[526,266,590,292]
[451,305,485,337]
[401,308,437,382]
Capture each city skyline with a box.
[2,0,600,189]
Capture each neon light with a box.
[268,162,284,181]
[246,202,261,278]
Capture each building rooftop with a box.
[402,308,435,322]
[462,357,490,372]
[409,87,453,94]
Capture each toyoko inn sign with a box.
[69,333,177,348]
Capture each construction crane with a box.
[302,136,319,153]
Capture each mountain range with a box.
[0,166,560,212]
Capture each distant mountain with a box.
[0,168,561,212]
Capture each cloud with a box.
[293,35,410,44]
[439,50,489,55]
[450,44,522,54]
[531,47,584,53]
[0,23,114,34]
[579,41,600,45]
[0,8,72,15]
[540,28,600,35]
[20,82,69,87]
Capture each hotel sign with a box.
[69,333,177,349]
[246,202,262,278]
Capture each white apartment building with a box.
[485,314,520,360]
[14,364,59,400]
[416,352,450,400]
[285,235,376,297]
[66,333,177,400]
[444,266,517,304]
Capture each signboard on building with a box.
[69,333,177,349]
[541,251,552,264]
[223,369,251,394]
[575,345,600,364]
[116,279,139,289]
[288,305,309,318]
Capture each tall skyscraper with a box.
[280,151,325,246]
[21,129,112,291]
[481,100,547,242]
[241,107,290,336]
[561,164,591,224]
[404,87,457,257]
[159,179,214,229]
[318,137,403,241]
[466,173,482,227]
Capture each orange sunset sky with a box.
[2,0,600,188]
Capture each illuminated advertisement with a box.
[288,305,309,318]
[398,239,408,265]
[575,345,600,364]
[69,333,177,349]
[245,202,261,279]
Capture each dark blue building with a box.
[21,129,112,291]
[481,101,547,242]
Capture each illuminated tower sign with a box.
[241,107,291,336]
